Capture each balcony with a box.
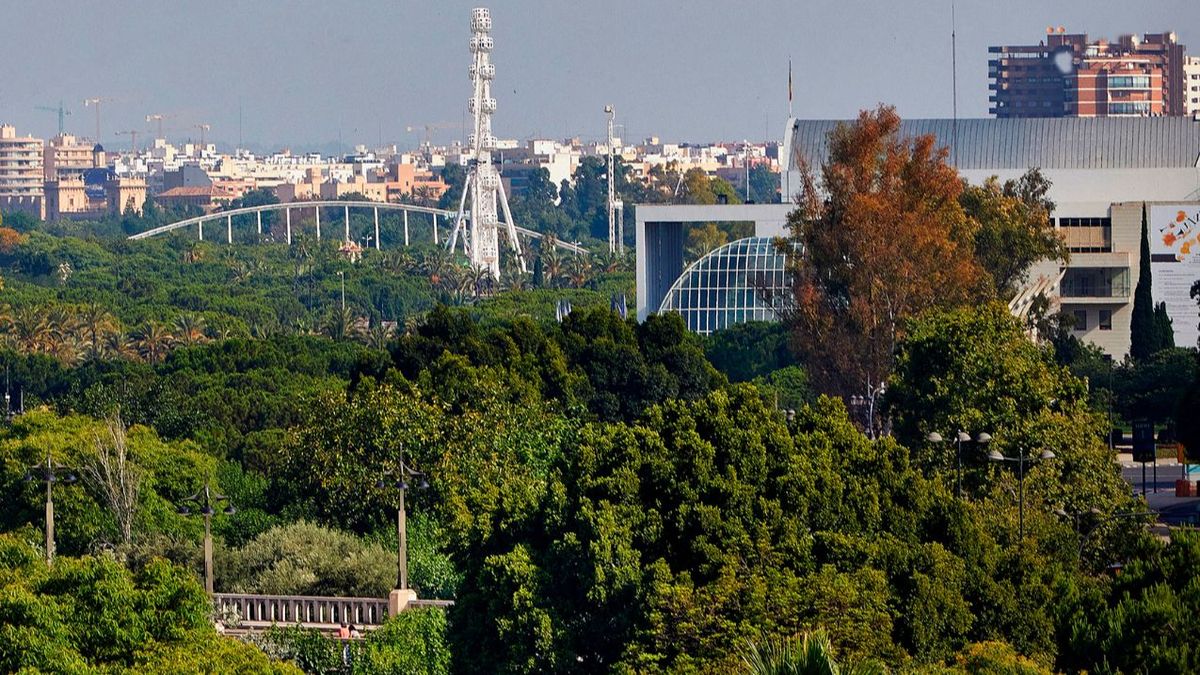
[1059,266,1131,303]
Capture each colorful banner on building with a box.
[1149,205,1200,349]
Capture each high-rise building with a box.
[989,29,1187,118]
[1186,56,1200,117]
[0,124,45,219]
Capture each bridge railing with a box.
[214,592,390,629]
[213,593,456,632]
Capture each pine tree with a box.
[1130,203,1157,360]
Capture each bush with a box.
[217,521,394,597]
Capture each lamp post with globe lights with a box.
[988,446,1056,541]
[177,484,235,595]
[927,430,992,498]
[24,453,76,564]
[375,445,429,613]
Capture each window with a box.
[1099,309,1112,330]
[1073,309,1088,331]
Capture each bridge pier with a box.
[403,210,409,246]
[315,206,321,241]
[374,208,381,249]
[433,214,438,245]
[227,215,232,244]
[256,210,262,235]
[344,205,350,243]
[286,208,291,244]
[198,220,204,241]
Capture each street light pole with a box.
[927,430,991,499]
[25,453,76,565]
[989,446,1056,541]
[1053,507,1155,563]
[178,484,235,595]
[337,271,346,312]
[376,445,429,611]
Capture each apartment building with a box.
[990,30,1187,118]
[0,124,45,219]
[1186,56,1200,116]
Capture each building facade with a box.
[777,116,1200,357]
[990,30,1187,118]
[0,124,45,219]
[44,134,102,182]
[1186,56,1200,117]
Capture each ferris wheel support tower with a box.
[449,7,525,278]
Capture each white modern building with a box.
[639,117,1200,356]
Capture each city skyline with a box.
[1,0,1198,151]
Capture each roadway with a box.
[1119,456,1200,525]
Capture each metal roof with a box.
[789,117,1200,170]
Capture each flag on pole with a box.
[788,58,793,117]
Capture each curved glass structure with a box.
[657,236,790,335]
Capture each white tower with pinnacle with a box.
[450,7,524,278]
[605,105,624,254]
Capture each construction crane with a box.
[34,102,71,136]
[405,122,456,149]
[145,113,171,140]
[115,130,139,153]
[82,97,114,142]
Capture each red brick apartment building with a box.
[990,29,1187,118]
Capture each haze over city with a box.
[2,0,1198,150]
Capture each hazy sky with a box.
[1,1,1197,152]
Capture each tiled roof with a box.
[789,117,1200,170]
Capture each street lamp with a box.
[927,430,992,498]
[374,445,429,609]
[177,484,235,595]
[24,453,76,564]
[849,381,886,439]
[1052,507,1155,562]
[988,446,1056,541]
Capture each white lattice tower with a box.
[606,105,616,253]
[450,7,524,278]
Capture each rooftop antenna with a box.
[951,0,959,167]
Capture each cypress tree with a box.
[1130,203,1156,360]
[532,251,544,288]
[1154,301,1175,351]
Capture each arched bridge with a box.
[127,200,588,255]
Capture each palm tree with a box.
[541,237,565,288]
[468,263,494,299]
[173,313,208,347]
[78,303,117,360]
[363,322,393,351]
[322,305,359,341]
[566,254,592,289]
[421,248,453,286]
[500,267,529,292]
[46,305,79,355]
[102,332,137,361]
[10,307,52,354]
[742,631,886,675]
[134,322,173,364]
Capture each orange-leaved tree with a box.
[778,106,991,412]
